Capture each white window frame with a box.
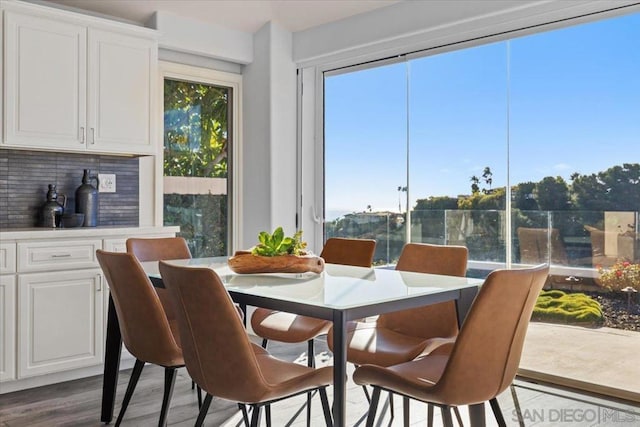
[157,61,243,252]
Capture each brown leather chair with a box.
[159,261,334,427]
[126,237,205,403]
[328,243,468,367]
[96,250,184,427]
[126,237,192,328]
[353,264,549,427]
[251,237,377,366]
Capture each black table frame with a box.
[101,271,481,427]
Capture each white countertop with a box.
[0,225,180,240]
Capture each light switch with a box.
[98,174,116,193]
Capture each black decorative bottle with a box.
[40,184,66,228]
[75,169,99,227]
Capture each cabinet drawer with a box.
[18,239,102,273]
[0,242,17,274]
[102,238,126,253]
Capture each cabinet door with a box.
[4,12,87,149]
[0,275,16,382]
[18,269,103,378]
[0,242,17,274]
[87,29,157,155]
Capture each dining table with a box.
[100,257,484,427]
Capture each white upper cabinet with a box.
[4,12,87,149]
[2,3,157,156]
[87,29,156,154]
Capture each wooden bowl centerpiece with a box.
[228,227,324,274]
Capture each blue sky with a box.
[325,12,639,219]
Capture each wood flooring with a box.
[1,338,638,426]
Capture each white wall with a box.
[241,22,297,248]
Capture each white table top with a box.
[144,256,483,311]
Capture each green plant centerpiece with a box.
[228,227,324,274]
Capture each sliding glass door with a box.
[324,12,639,278]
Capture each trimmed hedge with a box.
[533,290,603,324]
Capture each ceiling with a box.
[43,0,401,33]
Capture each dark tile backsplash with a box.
[0,150,139,228]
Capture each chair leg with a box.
[510,384,525,427]
[361,385,371,402]
[306,391,312,427]
[261,338,268,349]
[307,339,316,368]
[197,385,203,408]
[115,359,145,427]
[319,387,333,427]
[365,387,382,427]
[305,339,315,427]
[195,394,213,427]
[490,398,507,427]
[441,406,455,427]
[453,406,464,426]
[192,380,195,390]
[158,367,177,427]
[427,404,434,427]
[239,403,250,427]
[403,396,410,427]
[250,405,262,427]
[388,392,395,418]
[266,404,271,427]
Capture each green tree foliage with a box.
[414,196,459,211]
[535,176,570,211]
[512,182,538,211]
[163,80,229,178]
[458,187,506,210]
[571,163,640,212]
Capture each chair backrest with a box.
[378,243,468,338]
[320,237,376,267]
[435,264,549,405]
[126,237,192,262]
[517,227,568,265]
[126,237,191,323]
[158,261,270,403]
[96,250,183,367]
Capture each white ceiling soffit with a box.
[42,0,401,33]
[293,0,640,68]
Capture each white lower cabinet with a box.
[18,269,103,378]
[0,227,178,391]
[0,275,17,381]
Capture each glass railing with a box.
[326,209,639,280]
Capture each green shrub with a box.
[532,290,603,324]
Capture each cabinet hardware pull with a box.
[97,274,102,292]
[80,127,85,143]
[51,254,72,258]
[90,128,95,144]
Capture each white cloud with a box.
[553,163,572,171]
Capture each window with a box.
[161,63,241,257]
[324,12,639,277]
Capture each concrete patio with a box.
[519,322,640,403]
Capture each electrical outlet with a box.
[98,174,116,193]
